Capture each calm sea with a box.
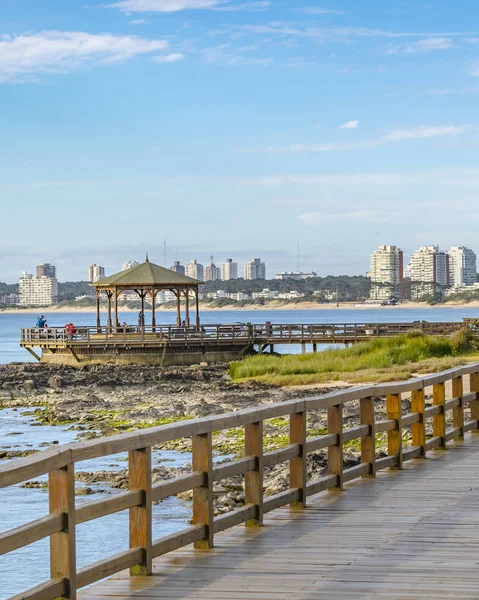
[2,306,479,364]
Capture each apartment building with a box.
[447,246,477,288]
[244,258,266,280]
[367,245,403,301]
[408,246,450,299]
[221,259,238,280]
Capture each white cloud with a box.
[383,125,465,141]
[154,52,184,62]
[108,0,268,12]
[339,120,359,129]
[299,210,404,225]
[0,31,169,80]
[129,18,148,24]
[386,37,455,54]
[212,1,271,11]
[300,7,346,15]
[255,125,467,153]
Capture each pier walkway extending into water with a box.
[3,363,479,599]
[19,319,477,365]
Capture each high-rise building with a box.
[244,258,266,280]
[367,245,403,301]
[36,263,56,278]
[221,259,238,281]
[205,262,221,282]
[408,246,450,299]
[170,261,185,275]
[19,272,58,306]
[447,246,477,288]
[122,260,139,271]
[88,264,105,283]
[185,259,204,281]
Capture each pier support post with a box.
[433,383,446,449]
[470,371,479,432]
[192,433,214,549]
[245,422,264,526]
[411,386,426,458]
[49,464,77,600]
[301,343,306,354]
[328,403,344,490]
[290,411,307,507]
[387,393,403,469]
[313,343,317,353]
[129,447,152,576]
[360,396,376,477]
[452,375,464,441]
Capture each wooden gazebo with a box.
[91,258,203,329]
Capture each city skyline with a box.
[1,1,479,281]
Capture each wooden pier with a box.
[20,320,470,365]
[2,363,479,599]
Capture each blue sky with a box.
[1,0,479,282]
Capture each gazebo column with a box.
[176,290,181,327]
[107,291,113,331]
[151,290,157,331]
[195,287,200,327]
[140,291,146,329]
[96,290,101,332]
[185,288,190,326]
[114,287,119,330]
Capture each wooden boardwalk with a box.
[80,436,479,600]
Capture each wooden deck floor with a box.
[80,436,479,600]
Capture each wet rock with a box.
[48,375,64,389]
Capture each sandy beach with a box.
[2,300,478,314]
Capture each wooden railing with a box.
[2,363,479,600]
[20,320,467,347]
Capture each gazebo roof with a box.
[91,260,203,288]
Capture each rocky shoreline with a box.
[0,362,397,515]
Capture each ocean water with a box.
[3,306,479,364]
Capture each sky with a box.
[1,0,479,282]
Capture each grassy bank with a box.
[231,331,479,386]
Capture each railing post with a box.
[470,371,479,432]
[411,386,426,457]
[245,422,264,526]
[129,447,152,576]
[452,375,464,441]
[328,403,343,490]
[386,393,402,469]
[192,432,214,549]
[360,396,376,477]
[49,464,77,600]
[433,382,446,449]
[290,411,307,507]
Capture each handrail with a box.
[2,362,479,600]
[19,320,468,348]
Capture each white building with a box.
[19,273,58,307]
[122,260,139,271]
[252,289,278,300]
[244,258,266,280]
[408,246,450,299]
[367,245,403,301]
[447,246,477,288]
[0,294,19,305]
[277,291,305,300]
[205,262,221,282]
[229,292,251,301]
[221,259,238,281]
[87,264,105,283]
[275,272,317,280]
[185,259,204,281]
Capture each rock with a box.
[24,380,36,393]
[48,375,64,389]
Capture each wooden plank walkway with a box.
[80,435,479,600]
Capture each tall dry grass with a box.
[230,331,479,386]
